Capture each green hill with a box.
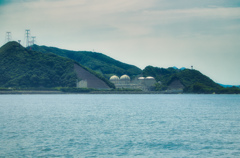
[2,42,238,93]
[0,42,113,89]
[30,45,142,79]
[142,66,229,93]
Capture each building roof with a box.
[110,75,119,81]
[146,76,155,80]
[120,75,130,80]
[138,77,145,80]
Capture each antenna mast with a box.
[5,32,12,43]
[31,36,36,45]
[25,29,31,47]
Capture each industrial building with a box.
[109,75,157,91]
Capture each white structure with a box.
[119,75,130,84]
[145,76,156,87]
[109,75,157,91]
[109,75,119,84]
[76,80,88,88]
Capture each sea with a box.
[0,94,240,158]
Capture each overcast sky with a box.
[1,0,240,85]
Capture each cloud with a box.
[153,0,240,10]
[143,7,240,21]
[1,0,240,43]
[2,0,240,38]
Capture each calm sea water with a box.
[0,94,240,157]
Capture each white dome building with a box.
[138,77,145,84]
[120,75,130,84]
[138,77,145,80]
[110,75,119,84]
[146,76,155,80]
[145,76,156,87]
[109,74,157,91]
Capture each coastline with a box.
[0,91,64,94]
[0,90,183,94]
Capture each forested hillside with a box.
[142,66,240,93]
[30,45,142,79]
[1,42,238,93]
[0,42,113,89]
[0,42,77,87]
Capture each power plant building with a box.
[110,75,156,91]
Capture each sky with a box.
[1,0,240,85]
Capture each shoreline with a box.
[0,91,64,94]
[0,91,239,95]
[0,90,183,95]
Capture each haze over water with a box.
[1,94,240,157]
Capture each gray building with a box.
[110,75,157,91]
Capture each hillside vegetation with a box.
[1,42,238,93]
[0,42,113,89]
[0,42,78,88]
[142,66,239,94]
[30,45,142,79]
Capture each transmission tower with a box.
[31,36,36,45]
[5,32,12,43]
[25,29,31,47]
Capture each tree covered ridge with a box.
[0,41,79,88]
[30,45,142,79]
[1,42,239,93]
[142,66,239,93]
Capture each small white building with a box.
[76,80,88,88]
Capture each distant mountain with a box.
[0,42,113,89]
[30,45,142,79]
[218,84,240,88]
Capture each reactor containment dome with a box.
[109,75,157,91]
